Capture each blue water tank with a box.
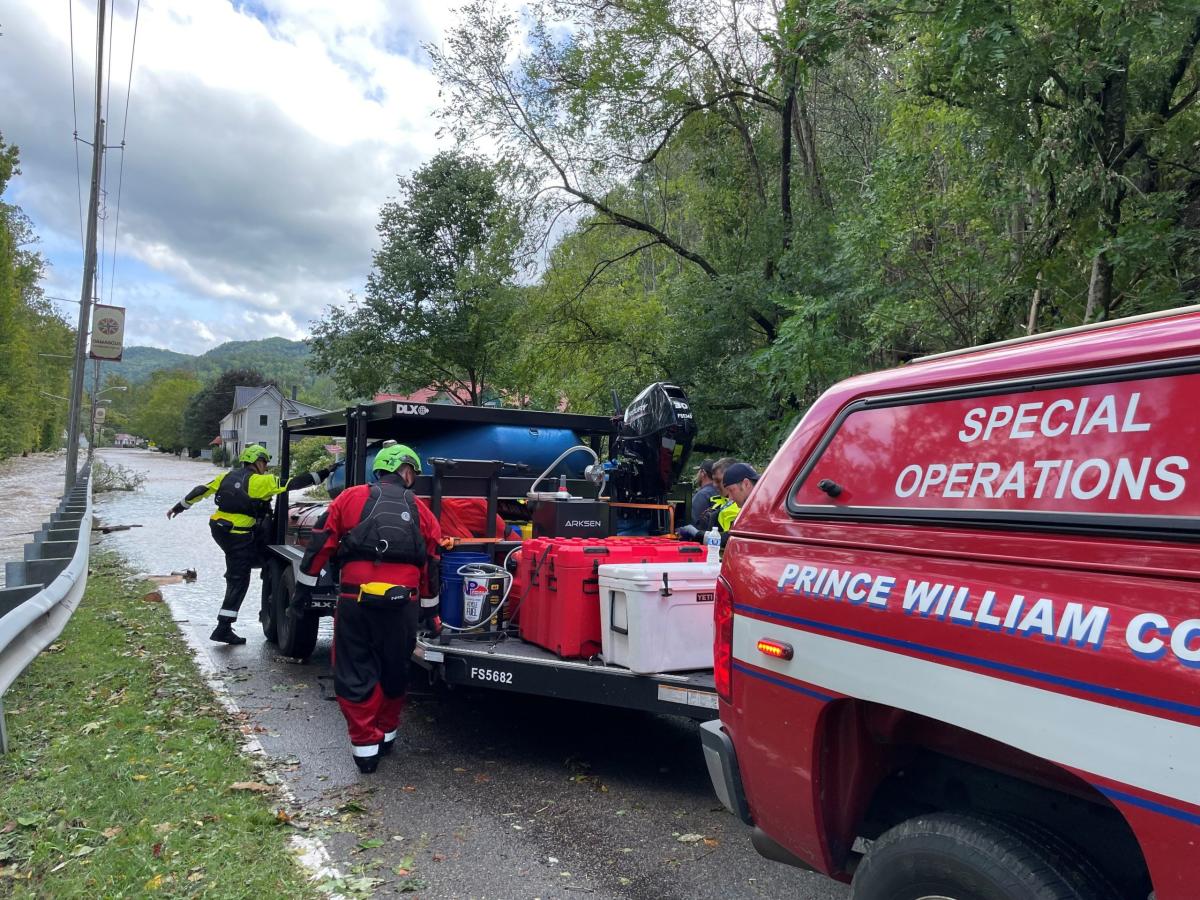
[326,425,588,493]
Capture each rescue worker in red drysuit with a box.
[298,444,443,774]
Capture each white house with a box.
[218,385,327,462]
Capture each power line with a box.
[98,0,116,304]
[117,0,141,147]
[108,0,142,306]
[68,0,85,251]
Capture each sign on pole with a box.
[93,406,106,424]
[88,304,126,361]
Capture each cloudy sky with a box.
[2,0,460,354]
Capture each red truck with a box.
[703,306,1200,900]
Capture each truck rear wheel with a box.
[260,563,279,644]
[850,812,1119,900]
[274,565,319,660]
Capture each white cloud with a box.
[1,0,456,354]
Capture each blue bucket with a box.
[439,550,491,628]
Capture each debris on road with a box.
[146,568,197,585]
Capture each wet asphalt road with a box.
[92,449,849,899]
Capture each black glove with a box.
[315,460,344,482]
[166,502,186,519]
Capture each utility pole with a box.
[65,0,108,491]
[88,358,102,461]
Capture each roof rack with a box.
[912,304,1200,364]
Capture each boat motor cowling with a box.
[606,382,696,504]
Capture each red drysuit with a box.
[300,476,443,762]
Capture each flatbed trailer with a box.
[258,397,715,720]
[414,634,718,720]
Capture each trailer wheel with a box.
[260,562,279,644]
[850,812,1120,900]
[274,565,319,659]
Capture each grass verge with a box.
[0,550,319,898]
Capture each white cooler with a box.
[597,562,720,674]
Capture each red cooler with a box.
[510,538,551,632]
[520,537,705,658]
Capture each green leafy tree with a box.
[309,151,524,405]
[0,133,73,459]
[288,436,336,480]
[891,0,1200,324]
[181,368,273,453]
[134,371,201,453]
[425,0,1200,460]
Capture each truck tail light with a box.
[714,575,734,704]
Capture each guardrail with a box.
[0,469,92,752]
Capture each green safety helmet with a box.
[373,443,421,475]
[239,444,271,464]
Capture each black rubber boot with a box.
[210,622,247,645]
[380,738,395,757]
[353,753,380,774]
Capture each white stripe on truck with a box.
[733,613,1200,809]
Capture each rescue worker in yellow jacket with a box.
[693,457,738,535]
[718,462,760,531]
[166,444,333,644]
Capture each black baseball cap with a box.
[722,462,760,485]
[695,459,715,476]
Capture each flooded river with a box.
[0,452,72,587]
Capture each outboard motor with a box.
[607,382,697,504]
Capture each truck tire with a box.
[850,812,1120,900]
[274,564,319,660]
[260,563,279,644]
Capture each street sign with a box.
[93,406,106,424]
[88,304,125,361]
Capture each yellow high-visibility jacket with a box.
[180,469,314,533]
[717,500,740,533]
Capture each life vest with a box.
[697,494,728,532]
[339,481,427,566]
[215,467,270,520]
[717,500,740,532]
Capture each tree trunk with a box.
[1085,36,1130,324]
[1026,270,1043,335]
[1085,247,1113,324]
[780,68,797,249]
[726,99,767,208]
[792,87,832,211]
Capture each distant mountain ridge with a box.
[104,337,343,409]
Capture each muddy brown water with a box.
[0,452,74,588]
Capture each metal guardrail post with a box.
[3,562,26,589]
[0,467,93,752]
